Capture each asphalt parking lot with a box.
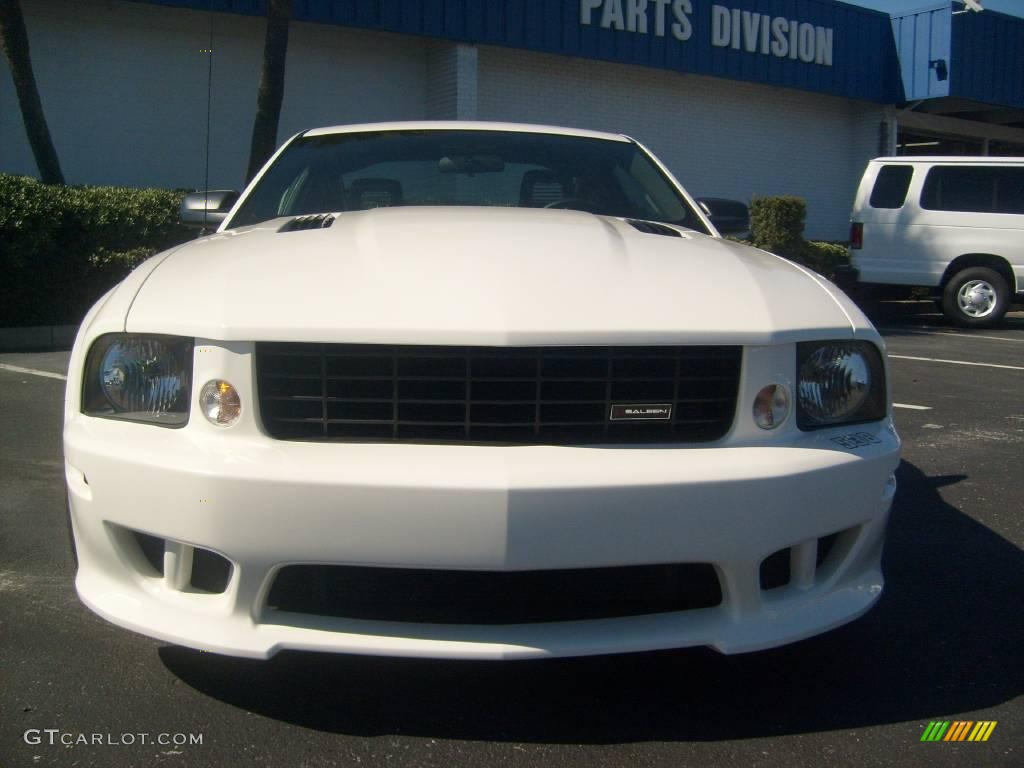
[1,303,1021,768]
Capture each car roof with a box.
[871,156,1024,164]
[302,120,634,143]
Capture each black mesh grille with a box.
[266,563,723,624]
[255,344,741,444]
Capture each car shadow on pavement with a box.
[160,460,1023,743]
[856,299,1024,332]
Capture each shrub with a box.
[0,174,194,327]
[799,241,850,279]
[750,196,806,256]
[744,195,850,280]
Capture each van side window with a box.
[994,168,1024,214]
[921,166,1024,214]
[869,165,913,209]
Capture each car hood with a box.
[126,206,855,345]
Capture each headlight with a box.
[82,334,194,426]
[796,341,886,430]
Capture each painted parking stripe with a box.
[893,403,932,410]
[0,363,68,381]
[888,354,1024,372]
[933,332,1024,343]
[879,327,1024,343]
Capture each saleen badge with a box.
[609,404,673,421]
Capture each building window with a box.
[989,141,1024,157]
[896,132,983,156]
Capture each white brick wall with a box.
[477,46,883,240]
[0,0,427,190]
[425,43,478,120]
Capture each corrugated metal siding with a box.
[125,0,902,102]
[951,8,1024,109]
[892,4,950,101]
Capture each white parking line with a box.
[893,403,932,410]
[888,354,1024,371]
[0,363,67,381]
[935,332,1024,343]
[879,327,1024,343]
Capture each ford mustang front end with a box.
[64,122,900,659]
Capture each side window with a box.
[994,168,1024,214]
[869,165,913,209]
[919,166,1024,214]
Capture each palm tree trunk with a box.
[246,0,292,183]
[0,0,64,185]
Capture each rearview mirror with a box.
[438,155,505,174]
[697,197,750,237]
[180,190,240,229]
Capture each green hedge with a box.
[750,195,806,254]
[0,174,194,327]
[748,195,849,280]
[799,240,850,279]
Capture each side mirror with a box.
[697,197,750,237]
[180,190,240,229]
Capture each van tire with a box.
[941,267,1010,328]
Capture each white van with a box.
[846,156,1024,327]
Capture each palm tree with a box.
[0,0,64,184]
[246,0,292,183]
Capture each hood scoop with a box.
[279,213,336,233]
[626,219,683,238]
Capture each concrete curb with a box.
[0,325,79,352]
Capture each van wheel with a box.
[941,267,1010,328]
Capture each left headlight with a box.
[82,334,194,427]
[796,340,886,430]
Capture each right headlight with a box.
[81,334,194,427]
[796,340,886,430]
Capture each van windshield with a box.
[227,129,707,233]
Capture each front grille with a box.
[255,344,741,444]
[265,563,723,624]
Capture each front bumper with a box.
[65,411,899,660]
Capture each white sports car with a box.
[64,121,900,660]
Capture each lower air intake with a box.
[265,563,723,624]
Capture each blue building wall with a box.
[132,0,903,103]
[951,7,1024,109]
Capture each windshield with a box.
[227,129,708,233]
